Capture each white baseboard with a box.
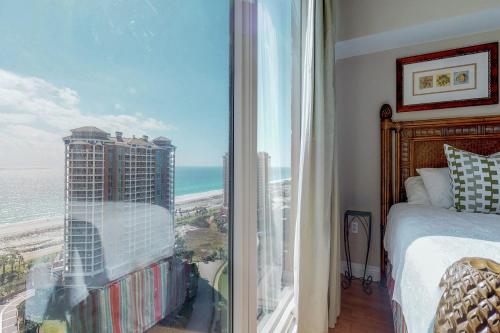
[341,261,380,282]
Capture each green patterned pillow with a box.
[444,144,500,214]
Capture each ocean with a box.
[0,166,290,224]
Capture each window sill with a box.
[258,287,295,333]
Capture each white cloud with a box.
[114,103,124,111]
[0,69,175,169]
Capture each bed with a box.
[379,104,500,333]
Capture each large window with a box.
[0,1,304,332]
[256,0,299,331]
[0,2,230,333]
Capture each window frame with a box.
[232,1,258,333]
[232,0,301,332]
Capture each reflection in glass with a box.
[0,1,230,332]
[62,128,175,286]
[256,0,296,330]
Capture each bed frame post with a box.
[380,104,394,282]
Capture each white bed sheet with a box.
[384,203,500,333]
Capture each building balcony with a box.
[69,184,103,191]
[66,202,104,209]
[68,180,104,185]
[67,197,104,202]
[67,166,103,173]
[67,170,102,176]
[69,189,103,196]
[65,245,102,252]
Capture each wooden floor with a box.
[329,279,394,333]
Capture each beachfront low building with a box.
[62,127,176,286]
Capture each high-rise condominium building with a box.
[257,152,277,316]
[223,153,230,209]
[63,127,175,285]
[257,152,271,227]
[256,152,289,320]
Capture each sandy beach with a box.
[0,189,224,260]
[0,216,64,260]
[175,190,223,213]
[0,217,64,238]
[0,181,292,260]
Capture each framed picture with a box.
[397,42,498,112]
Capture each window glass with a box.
[256,0,297,329]
[0,2,230,332]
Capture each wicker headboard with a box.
[380,104,500,278]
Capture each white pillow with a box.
[416,167,453,208]
[404,176,431,205]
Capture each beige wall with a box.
[337,0,500,41]
[336,29,500,270]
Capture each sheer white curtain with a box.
[255,0,293,321]
[293,0,340,332]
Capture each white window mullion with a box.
[232,0,258,332]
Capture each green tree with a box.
[8,253,15,277]
[0,254,6,283]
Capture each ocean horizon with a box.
[0,166,290,224]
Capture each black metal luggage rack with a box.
[342,210,373,294]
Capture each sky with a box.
[257,0,293,169]
[0,0,292,169]
[0,0,230,168]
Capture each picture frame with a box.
[396,42,498,112]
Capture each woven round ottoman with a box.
[434,257,500,333]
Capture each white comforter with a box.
[384,203,500,333]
